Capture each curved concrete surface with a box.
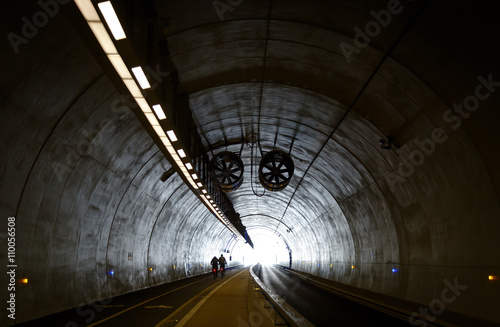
[1,0,499,325]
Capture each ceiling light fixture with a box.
[98,1,126,40]
[74,0,239,240]
[166,130,178,142]
[131,66,151,89]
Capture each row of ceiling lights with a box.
[74,0,238,237]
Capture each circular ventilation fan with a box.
[259,150,294,191]
[209,151,244,192]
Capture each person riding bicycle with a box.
[218,254,227,276]
[210,256,219,277]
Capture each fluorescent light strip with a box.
[166,130,178,142]
[152,104,166,120]
[74,1,231,231]
[88,22,117,54]
[108,54,132,79]
[122,79,142,98]
[131,66,151,89]
[160,137,171,148]
[166,147,178,158]
[153,125,166,138]
[135,97,151,113]
[144,112,158,127]
[74,0,100,21]
[98,1,126,40]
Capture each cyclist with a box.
[218,254,227,277]
[210,256,219,279]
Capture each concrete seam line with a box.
[87,277,210,326]
[175,268,248,327]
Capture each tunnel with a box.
[1,0,499,326]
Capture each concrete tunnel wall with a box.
[178,0,500,323]
[1,0,500,325]
[0,9,244,324]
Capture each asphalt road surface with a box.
[252,264,412,326]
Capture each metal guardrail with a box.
[249,265,314,327]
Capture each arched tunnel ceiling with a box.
[159,0,500,257]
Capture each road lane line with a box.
[154,276,224,327]
[87,277,210,326]
[174,268,248,327]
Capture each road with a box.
[252,264,411,326]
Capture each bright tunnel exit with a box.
[240,228,291,266]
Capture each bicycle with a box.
[220,266,225,278]
[212,266,218,279]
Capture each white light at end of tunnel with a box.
[131,66,151,89]
[98,1,126,40]
[244,230,290,266]
[152,104,166,120]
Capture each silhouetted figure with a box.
[210,256,219,278]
